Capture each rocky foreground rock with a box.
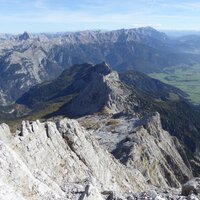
[79,113,194,189]
[0,118,147,200]
[61,63,193,188]
[0,116,199,200]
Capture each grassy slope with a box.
[0,95,74,132]
[149,64,200,104]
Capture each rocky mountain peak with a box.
[93,61,111,75]
[109,112,193,188]
[137,26,168,41]
[63,65,135,117]
[0,27,199,107]
[18,31,30,41]
[0,118,147,199]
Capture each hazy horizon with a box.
[0,0,200,33]
[1,27,200,37]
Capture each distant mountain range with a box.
[163,30,200,37]
[1,27,200,106]
[15,63,200,168]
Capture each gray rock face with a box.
[79,113,193,189]
[64,65,136,117]
[0,115,198,199]
[0,118,147,200]
[182,178,200,196]
[118,113,193,188]
[18,32,30,41]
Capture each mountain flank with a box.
[0,27,200,105]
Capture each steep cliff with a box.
[0,118,146,200]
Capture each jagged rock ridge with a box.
[112,113,192,188]
[0,115,198,200]
[63,63,135,117]
[18,32,30,41]
[0,27,200,106]
[17,62,200,172]
[0,118,147,200]
[1,62,200,199]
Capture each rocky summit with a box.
[0,62,200,199]
[0,27,200,106]
[0,115,199,199]
[0,118,146,200]
[64,65,134,117]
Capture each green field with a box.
[149,64,200,105]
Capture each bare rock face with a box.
[18,32,30,41]
[0,115,198,200]
[112,113,193,188]
[0,118,147,200]
[64,63,136,117]
[182,178,200,196]
[82,112,193,189]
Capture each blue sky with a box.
[0,0,200,33]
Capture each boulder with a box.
[182,178,200,196]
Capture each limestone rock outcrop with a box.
[0,118,146,200]
[80,113,193,189]
[64,64,136,117]
[0,114,198,199]
[182,178,200,196]
[112,113,193,188]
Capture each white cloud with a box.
[161,1,200,10]
[0,10,146,23]
[0,0,200,32]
